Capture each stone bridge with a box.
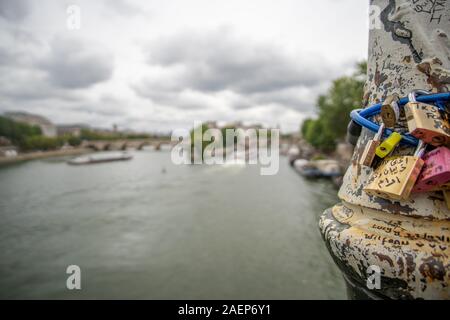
[80,139,176,151]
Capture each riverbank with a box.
[0,148,93,165]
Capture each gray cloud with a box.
[38,37,114,89]
[133,28,347,116]
[0,0,367,133]
[0,0,30,21]
[144,29,342,95]
[105,0,142,16]
[0,45,16,66]
[0,28,42,67]
[0,31,116,125]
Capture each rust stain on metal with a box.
[374,65,388,87]
[405,253,416,278]
[419,257,445,282]
[417,58,450,92]
[320,203,450,299]
[397,257,405,276]
[373,252,394,268]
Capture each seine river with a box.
[0,150,345,299]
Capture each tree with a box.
[0,116,42,147]
[21,136,64,151]
[301,61,366,152]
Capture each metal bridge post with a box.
[319,0,450,299]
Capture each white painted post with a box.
[320,0,450,300]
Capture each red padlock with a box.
[413,147,450,193]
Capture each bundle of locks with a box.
[357,90,450,205]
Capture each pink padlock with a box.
[413,147,450,193]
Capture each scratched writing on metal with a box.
[364,155,424,200]
[364,233,447,251]
[421,149,444,177]
[370,223,450,243]
[364,233,410,246]
[412,0,447,24]
[405,102,450,143]
[365,223,449,251]
[420,106,450,133]
[413,147,450,192]
[373,157,409,189]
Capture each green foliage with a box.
[1,117,163,151]
[301,61,366,152]
[0,116,42,146]
[301,119,314,138]
[21,136,64,151]
[356,61,367,78]
[61,134,82,147]
[311,154,326,161]
[0,116,86,151]
[303,119,336,152]
[80,129,118,141]
[190,124,212,159]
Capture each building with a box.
[4,112,57,137]
[57,124,89,137]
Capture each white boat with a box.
[67,152,133,165]
[293,159,341,178]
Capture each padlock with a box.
[433,182,450,191]
[346,120,362,146]
[412,146,450,193]
[381,94,400,128]
[443,191,450,210]
[359,124,385,167]
[375,132,402,158]
[364,141,426,201]
[404,90,450,146]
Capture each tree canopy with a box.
[301,61,366,152]
[0,116,42,146]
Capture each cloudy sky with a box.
[0,0,369,133]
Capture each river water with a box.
[0,150,346,299]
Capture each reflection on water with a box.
[0,150,345,299]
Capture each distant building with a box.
[57,124,89,137]
[4,112,57,137]
[222,121,264,131]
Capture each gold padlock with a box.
[364,141,426,201]
[444,191,450,210]
[381,94,400,128]
[405,90,450,146]
[359,124,384,167]
[430,182,450,192]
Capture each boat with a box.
[293,159,341,178]
[288,146,301,166]
[67,152,133,165]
